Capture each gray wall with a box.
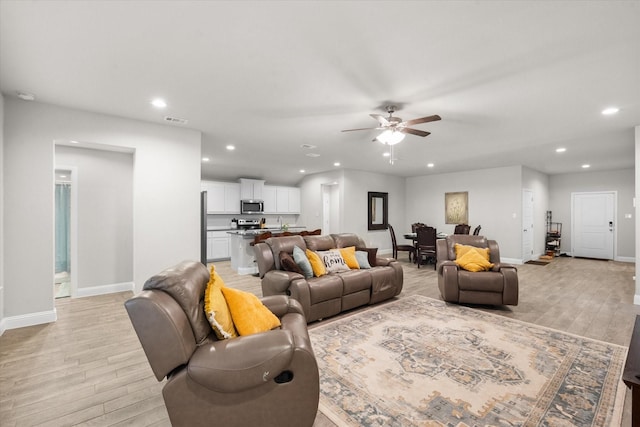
[549,168,634,260]
[405,166,524,260]
[299,169,406,253]
[2,99,201,328]
[55,145,134,290]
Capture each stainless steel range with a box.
[238,218,262,234]
[236,218,261,230]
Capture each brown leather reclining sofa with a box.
[125,261,320,427]
[254,233,403,323]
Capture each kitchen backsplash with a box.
[206,214,299,229]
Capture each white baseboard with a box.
[2,308,57,332]
[615,256,635,263]
[0,282,135,335]
[75,282,134,298]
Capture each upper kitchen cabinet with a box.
[201,181,240,214]
[239,178,265,200]
[263,185,277,214]
[264,185,300,214]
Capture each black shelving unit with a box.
[545,211,562,256]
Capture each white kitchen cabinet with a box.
[239,178,265,200]
[263,185,277,213]
[264,185,300,214]
[207,231,231,260]
[276,187,290,213]
[288,187,300,213]
[201,181,240,214]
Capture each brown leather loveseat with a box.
[255,233,403,323]
[436,234,518,306]
[124,261,320,427]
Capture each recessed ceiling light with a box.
[556,147,566,153]
[59,175,67,178]
[334,162,340,167]
[202,157,210,162]
[383,152,390,157]
[306,153,320,158]
[70,140,80,144]
[151,98,167,108]
[582,164,591,168]
[226,145,235,151]
[601,107,619,115]
[427,163,434,168]
[300,144,317,149]
[299,169,305,173]
[16,91,35,101]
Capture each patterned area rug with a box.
[309,296,627,426]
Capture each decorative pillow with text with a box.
[317,250,350,273]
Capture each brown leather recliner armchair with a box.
[436,235,518,305]
[124,261,320,427]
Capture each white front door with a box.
[522,189,534,262]
[572,192,615,260]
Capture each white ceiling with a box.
[1,1,639,186]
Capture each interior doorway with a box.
[522,189,534,262]
[322,182,340,235]
[55,169,72,298]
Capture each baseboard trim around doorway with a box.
[75,281,135,298]
[1,308,58,333]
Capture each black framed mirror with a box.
[368,192,388,230]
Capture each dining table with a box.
[403,232,448,240]
[404,231,448,265]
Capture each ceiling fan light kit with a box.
[376,129,405,145]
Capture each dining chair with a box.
[473,225,482,235]
[454,224,471,234]
[389,224,415,262]
[411,222,426,232]
[416,226,437,269]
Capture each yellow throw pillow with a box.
[306,249,327,277]
[220,287,281,336]
[338,246,359,269]
[204,265,238,339]
[455,243,490,261]
[455,249,495,272]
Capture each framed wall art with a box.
[445,191,468,224]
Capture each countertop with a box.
[226,227,306,236]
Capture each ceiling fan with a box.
[342,105,441,165]
[341,105,441,142]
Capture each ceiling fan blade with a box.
[401,128,431,137]
[341,127,381,132]
[403,114,442,126]
[370,114,390,126]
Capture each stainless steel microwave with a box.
[240,199,264,215]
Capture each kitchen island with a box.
[227,227,306,275]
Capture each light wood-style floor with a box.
[1,256,637,426]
